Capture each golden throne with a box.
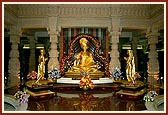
[60,34,110,79]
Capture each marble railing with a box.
[145,95,164,111]
[4,94,28,111]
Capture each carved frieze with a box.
[14,4,153,18]
[4,4,164,30]
[18,4,48,17]
[150,4,164,18]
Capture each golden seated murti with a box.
[60,34,110,79]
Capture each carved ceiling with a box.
[5,4,163,18]
[3,3,164,50]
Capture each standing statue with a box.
[36,49,48,83]
[68,37,98,73]
[124,50,136,84]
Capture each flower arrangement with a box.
[111,67,123,80]
[27,71,37,80]
[131,72,141,84]
[143,91,158,102]
[14,91,30,104]
[134,72,141,79]
[48,67,61,81]
[79,72,94,90]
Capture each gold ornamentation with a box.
[68,38,98,73]
[79,72,94,90]
[35,49,48,84]
[124,50,136,84]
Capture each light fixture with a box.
[23,44,44,49]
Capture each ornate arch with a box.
[60,34,110,77]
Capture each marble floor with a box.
[4,85,147,111]
[26,91,147,111]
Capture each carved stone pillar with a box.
[109,31,121,72]
[8,26,22,87]
[146,29,160,86]
[47,26,60,71]
[109,17,121,73]
[131,37,138,71]
[28,36,36,71]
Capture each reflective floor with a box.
[27,90,147,111]
[4,85,147,111]
[4,82,165,112]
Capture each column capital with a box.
[146,31,160,38]
[131,37,139,45]
[146,31,160,44]
[109,31,121,37]
[47,26,60,36]
[110,16,121,31]
[28,36,36,50]
[146,27,160,38]
[8,26,22,37]
[108,16,122,32]
[27,36,36,41]
[109,31,121,43]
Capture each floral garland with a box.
[27,71,37,80]
[14,91,30,104]
[79,72,94,90]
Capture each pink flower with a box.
[134,72,141,79]
[27,71,37,79]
